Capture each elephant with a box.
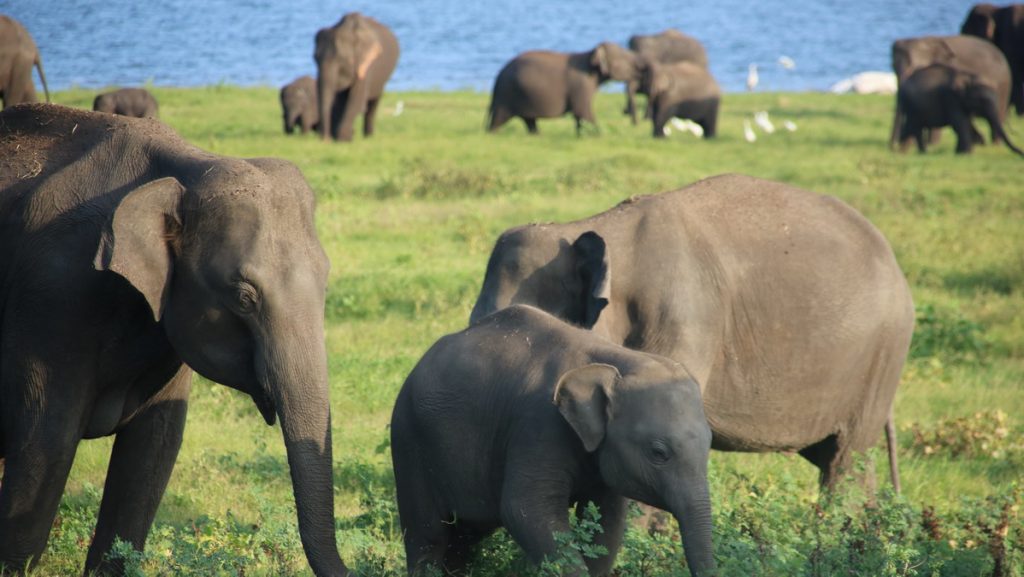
[314,12,399,142]
[469,174,915,491]
[487,42,640,136]
[391,305,716,577]
[641,60,720,138]
[961,3,1024,115]
[280,75,320,135]
[0,104,347,576]
[93,88,159,118]
[890,35,1011,147]
[0,15,50,109]
[897,62,1024,156]
[625,30,709,124]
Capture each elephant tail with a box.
[35,54,51,103]
[982,93,1024,158]
[884,409,901,494]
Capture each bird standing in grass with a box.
[747,63,759,91]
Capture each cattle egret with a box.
[743,119,757,142]
[778,56,795,69]
[754,111,775,133]
[783,120,798,132]
[747,64,759,91]
[393,100,404,116]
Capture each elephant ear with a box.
[94,177,185,321]
[352,16,382,80]
[553,363,620,453]
[590,44,610,77]
[572,231,611,329]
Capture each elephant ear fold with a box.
[572,231,611,329]
[554,363,620,453]
[94,177,185,321]
[591,44,610,77]
[352,16,382,80]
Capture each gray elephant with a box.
[642,61,720,138]
[314,12,399,142]
[470,174,915,491]
[93,87,159,118]
[890,35,1011,147]
[280,75,320,135]
[962,3,1024,116]
[625,30,709,124]
[0,15,50,108]
[0,105,346,576]
[898,62,1024,156]
[392,305,716,577]
[487,42,640,136]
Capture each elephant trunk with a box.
[259,325,348,576]
[317,73,335,141]
[671,479,717,577]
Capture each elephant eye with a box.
[234,282,260,314]
[648,440,672,464]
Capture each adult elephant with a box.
[469,174,915,491]
[889,35,1010,148]
[0,105,347,576]
[625,30,709,124]
[487,42,639,136]
[280,75,320,135]
[642,61,720,138]
[961,3,1024,116]
[314,12,399,142]
[0,15,50,108]
[93,87,159,118]
[898,62,1024,156]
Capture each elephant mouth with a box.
[253,389,277,426]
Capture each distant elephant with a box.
[898,62,1024,156]
[93,87,159,118]
[470,174,915,491]
[0,104,347,576]
[487,42,639,136]
[280,75,320,135]
[890,35,1011,147]
[961,3,1024,115]
[642,60,720,138]
[625,30,709,124]
[314,12,399,142]
[392,305,716,577]
[0,15,50,109]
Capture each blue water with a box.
[7,0,979,93]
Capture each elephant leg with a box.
[652,106,671,138]
[440,527,490,575]
[523,117,539,134]
[950,108,975,154]
[798,433,852,490]
[488,106,513,132]
[701,102,720,138]
[84,367,191,575]
[363,97,381,137]
[577,493,627,576]
[500,468,585,575]
[395,451,451,575]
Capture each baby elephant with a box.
[391,305,716,577]
[280,75,320,135]
[643,61,720,138]
[898,62,1023,156]
[92,87,159,118]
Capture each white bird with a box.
[778,56,796,70]
[670,117,705,137]
[393,100,404,116]
[743,119,757,142]
[783,120,798,132]
[663,125,672,135]
[829,71,897,95]
[746,63,759,91]
[753,111,775,134]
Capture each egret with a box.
[743,119,757,142]
[747,63,759,91]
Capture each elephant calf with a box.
[280,75,320,135]
[642,61,720,138]
[625,29,709,124]
[391,305,716,577]
[92,87,159,118]
[898,62,1023,156]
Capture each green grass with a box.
[35,85,1024,575]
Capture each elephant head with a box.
[470,226,609,331]
[94,159,345,575]
[314,12,382,141]
[891,38,957,82]
[961,4,999,40]
[595,41,643,84]
[554,363,716,576]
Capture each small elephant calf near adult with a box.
[391,305,716,577]
[93,87,159,118]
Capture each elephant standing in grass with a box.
[93,88,159,118]
[0,15,50,108]
[314,13,399,142]
[0,104,347,576]
[961,3,1024,115]
[898,63,1024,156]
[280,75,320,135]
[392,305,716,577]
[642,61,720,138]
[625,30,708,124]
[890,35,1011,147]
[487,42,641,136]
[470,174,915,491]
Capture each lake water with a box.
[7,0,980,94]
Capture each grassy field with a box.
[33,85,1024,576]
